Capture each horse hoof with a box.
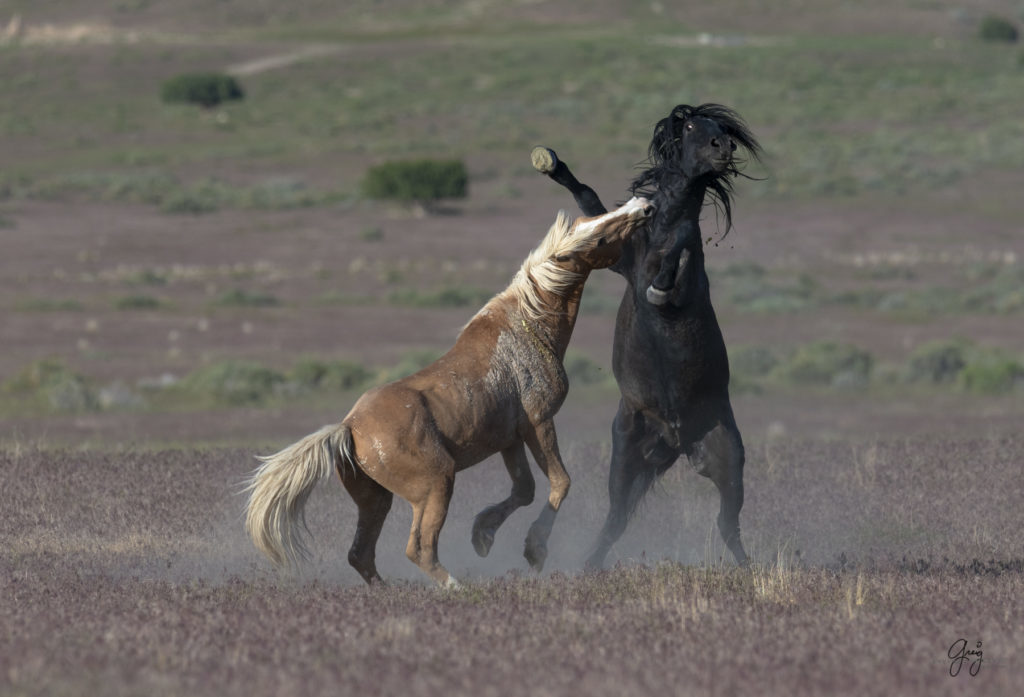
[524,539,548,571]
[645,285,669,306]
[471,523,495,558]
[531,146,558,174]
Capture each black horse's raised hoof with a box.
[471,513,497,557]
[645,285,669,306]
[531,146,559,175]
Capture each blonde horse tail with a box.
[244,423,356,568]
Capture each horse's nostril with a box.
[710,138,720,149]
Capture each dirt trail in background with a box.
[224,43,346,76]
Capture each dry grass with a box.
[1,438,1022,696]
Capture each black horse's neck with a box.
[637,176,712,303]
[651,175,708,243]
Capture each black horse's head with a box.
[629,103,761,235]
[622,104,761,308]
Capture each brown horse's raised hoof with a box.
[531,146,559,175]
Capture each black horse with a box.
[531,103,762,568]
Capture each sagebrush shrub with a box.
[290,359,370,391]
[361,159,468,204]
[958,353,1024,394]
[977,15,1019,42]
[775,341,873,388]
[161,73,245,108]
[181,360,284,405]
[906,339,968,384]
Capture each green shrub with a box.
[958,352,1024,394]
[159,178,227,214]
[181,360,284,405]
[3,358,98,412]
[113,295,162,310]
[160,72,245,108]
[15,297,84,312]
[775,341,873,388]
[5,358,75,393]
[215,288,279,307]
[47,375,99,412]
[963,266,1024,313]
[361,159,468,205]
[290,358,370,391]
[978,15,1019,42]
[906,339,968,384]
[388,285,491,308]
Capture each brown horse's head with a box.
[560,196,653,271]
[510,197,652,321]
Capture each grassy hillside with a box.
[1,1,1022,204]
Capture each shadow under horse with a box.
[532,103,762,567]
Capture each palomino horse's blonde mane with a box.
[500,210,602,321]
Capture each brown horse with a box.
[245,197,652,586]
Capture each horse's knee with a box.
[513,477,535,506]
[548,475,570,510]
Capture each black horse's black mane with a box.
[629,103,762,235]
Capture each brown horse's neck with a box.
[523,272,590,362]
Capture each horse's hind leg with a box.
[522,419,572,572]
[689,413,749,566]
[586,404,677,569]
[339,466,393,585]
[530,146,607,216]
[405,474,457,586]
[472,442,535,557]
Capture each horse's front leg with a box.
[471,442,536,557]
[522,419,571,571]
[646,222,694,306]
[531,146,608,217]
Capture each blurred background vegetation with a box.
[1,0,1023,435]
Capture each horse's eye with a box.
[685,122,694,131]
